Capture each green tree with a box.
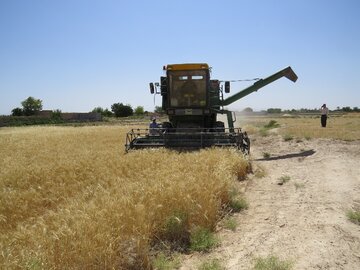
[11,107,23,116]
[21,96,43,116]
[134,106,144,115]
[103,108,113,117]
[267,108,282,114]
[92,107,104,114]
[92,107,113,117]
[51,109,62,120]
[111,103,133,117]
[154,106,164,114]
[243,107,253,113]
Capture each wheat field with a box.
[238,113,360,141]
[0,125,249,269]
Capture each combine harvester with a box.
[125,63,297,153]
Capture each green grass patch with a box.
[253,255,293,270]
[278,175,291,185]
[190,227,218,252]
[257,120,280,137]
[152,252,181,270]
[24,257,43,270]
[161,211,190,251]
[347,210,360,225]
[222,217,237,231]
[294,182,305,190]
[198,258,224,270]
[263,152,271,159]
[229,197,249,213]
[228,187,238,199]
[227,188,248,212]
[259,128,269,137]
[264,120,280,129]
[283,134,293,141]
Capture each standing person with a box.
[149,117,159,135]
[320,104,329,127]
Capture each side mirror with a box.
[160,76,167,95]
[225,81,230,93]
[149,83,155,94]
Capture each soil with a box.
[180,135,360,269]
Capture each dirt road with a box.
[181,135,360,269]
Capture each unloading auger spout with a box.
[221,66,298,106]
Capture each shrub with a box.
[198,258,224,270]
[92,107,113,117]
[152,252,180,270]
[229,197,248,212]
[264,120,280,129]
[223,217,237,231]
[253,255,293,270]
[92,106,104,114]
[160,211,190,251]
[134,106,145,115]
[227,188,248,213]
[190,227,218,252]
[259,128,269,137]
[278,175,291,185]
[154,106,165,114]
[52,109,62,120]
[347,210,360,225]
[283,134,293,141]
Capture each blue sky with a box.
[0,0,359,115]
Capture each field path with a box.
[180,136,360,269]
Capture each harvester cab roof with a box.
[164,63,210,71]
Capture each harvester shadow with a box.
[255,149,316,161]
